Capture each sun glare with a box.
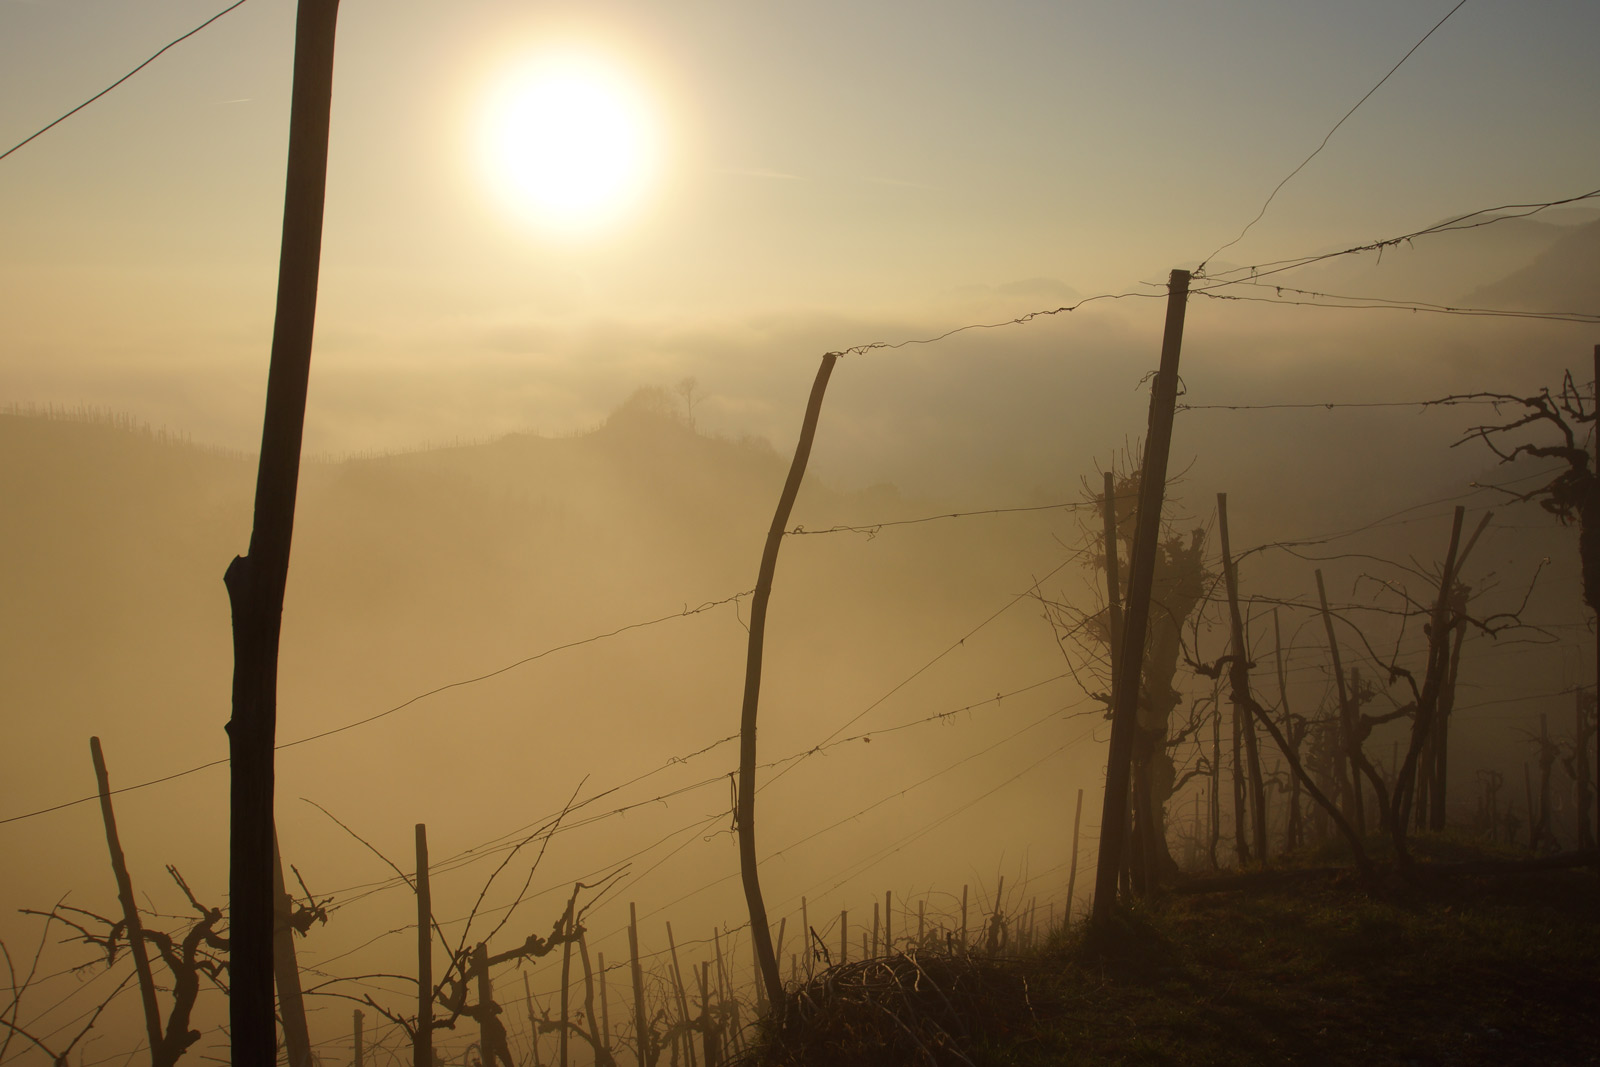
[482,51,659,234]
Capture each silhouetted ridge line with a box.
[0,0,254,163]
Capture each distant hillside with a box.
[1466,217,1600,312]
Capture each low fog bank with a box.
[1,214,1595,1062]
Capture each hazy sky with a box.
[2,0,1598,457]
[3,6,1598,1058]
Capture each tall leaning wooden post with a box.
[736,352,838,1008]
[224,2,341,1063]
[1091,268,1190,924]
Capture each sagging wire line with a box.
[1180,398,1509,411]
[823,291,1163,359]
[314,686,1097,981]
[1197,0,1471,272]
[762,546,1091,794]
[1193,285,1600,324]
[807,187,1597,372]
[784,496,1137,538]
[0,590,752,828]
[1192,187,1600,290]
[1231,463,1565,566]
[321,668,1078,906]
[0,0,254,164]
[608,695,1099,942]
[799,714,1103,904]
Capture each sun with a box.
[481,51,659,234]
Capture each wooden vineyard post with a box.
[522,973,544,1067]
[1065,787,1083,926]
[959,887,968,951]
[735,352,839,1009]
[578,932,607,1067]
[627,905,647,1067]
[696,962,718,1067]
[773,917,787,979]
[665,923,696,1067]
[272,834,313,1067]
[1093,269,1191,922]
[799,898,810,978]
[1315,569,1361,834]
[839,910,847,965]
[598,951,612,1066]
[986,876,1005,956]
[1217,494,1268,865]
[559,897,575,1067]
[871,900,880,957]
[353,1009,364,1067]
[472,944,493,1066]
[712,930,743,1058]
[917,899,926,948]
[1209,678,1222,866]
[224,3,341,1060]
[1231,696,1249,865]
[1273,608,1302,852]
[89,738,163,1063]
[884,891,892,954]
[415,825,432,1067]
[1391,507,1467,871]
[1429,513,1488,831]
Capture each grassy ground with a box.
[749,855,1599,1066]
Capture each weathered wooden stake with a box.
[736,352,838,1010]
[472,944,493,1065]
[1210,681,1222,867]
[559,898,575,1067]
[959,887,968,950]
[353,1009,364,1067]
[415,825,432,1067]
[871,900,880,957]
[665,923,696,1067]
[839,910,847,964]
[1272,608,1301,852]
[1315,569,1361,834]
[800,898,810,979]
[225,3,342,1060]
[522,973,544,1067]
[1217,494,1268,865]
[1093,268,1190,922]
[627,905,647,1067]
[598,950,612,1065]
[271,833,313,1067]
[578,932,606,1067]
[89,737,163,1064]
[1065,787,1083,924]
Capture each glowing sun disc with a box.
[483,53,657,232]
